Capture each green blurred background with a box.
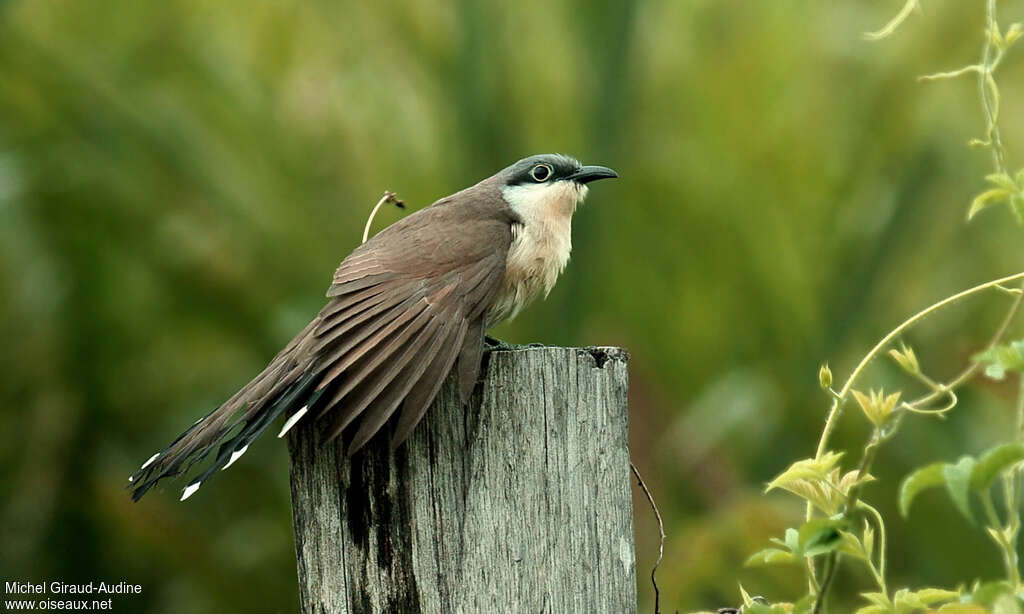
[2,0,1024,612]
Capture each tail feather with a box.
[129,365,321,502]
[174,372,323,500]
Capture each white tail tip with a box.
[277,406,309,438]
[180,482,201,501]
[140,453,160,471]
[223,445,249,470]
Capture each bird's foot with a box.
[484,335,515,351]
[484,336,546,351]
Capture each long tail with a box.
[128,324,324,502]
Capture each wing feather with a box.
[325,308,454,446]
[312,290,426,372]
[312,284,420,354]
[306,193,513,450]
[389,315,468,449]
[316,278,405,322]
[326,272,398,297]
[344,325,452,453]
[457,316,486,405]
[317,293,438,413]
[317,301,428,395]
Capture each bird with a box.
[128,153,618,502]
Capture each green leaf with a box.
[785,527,800,553]
[798,518,845,557]
[766,452,844,492]
[838,530,868,561]
[986,172,1019,191]
[793,595,815,614]
[1006,23,1023,46]
[839,469,875,495]
[773,477,839,516]
[863,523,875,560]
[1011,195,1024,226]
[888,344,920,375]
[746,604,792,614]
[990,23,1006,48]
[745,548,798,566]
[739,583,754,606]
[993,342,1024,372]
[968,188,1012,220]
[938,605,988,614]
[970,443,1024,492]
[986,362,1008,380]
[944,456,977,521]
[970,580,1015,606]
[974,341,1024,381]
[819,363,833,390]
[854,606,890,614]
[769,468,876,516]
[899,462,946,517]
[860,592,892,608]
[894,588,926,611]
[993,593,1023,614]
[852,388,902,428]
[912,588,961,605]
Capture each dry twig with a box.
[362,191,405,244]
[632,461,665,614]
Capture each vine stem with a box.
[901,283,1024,412]
[806,272,1024,602]
[807,0,1021,609]
[811,271,1024,472]
[979,0,1007,175]
[812,553,838,614]
[982,490,1021,587]
[1004,374,1024,590]
[857,501,888,593]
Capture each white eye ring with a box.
[530,164,553,182]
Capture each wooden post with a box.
[287,346,636,614]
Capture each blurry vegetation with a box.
[736,1,1024,613]
[1,1,1024,613]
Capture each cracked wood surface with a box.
[287,346,636,613]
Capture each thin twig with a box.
[362,191,405,244]
[631,461,664,614]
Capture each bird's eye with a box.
[530,164,552,182]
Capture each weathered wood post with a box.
[287,346,636,613]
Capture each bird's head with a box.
[499,154,618,219]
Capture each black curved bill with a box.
[568,165,619,184]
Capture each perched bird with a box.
[129,154,618,502]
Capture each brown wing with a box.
[307,188,513,454]
[128,182,514,500]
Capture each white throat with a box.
[488,180,589,325]
[500,180,589,220]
